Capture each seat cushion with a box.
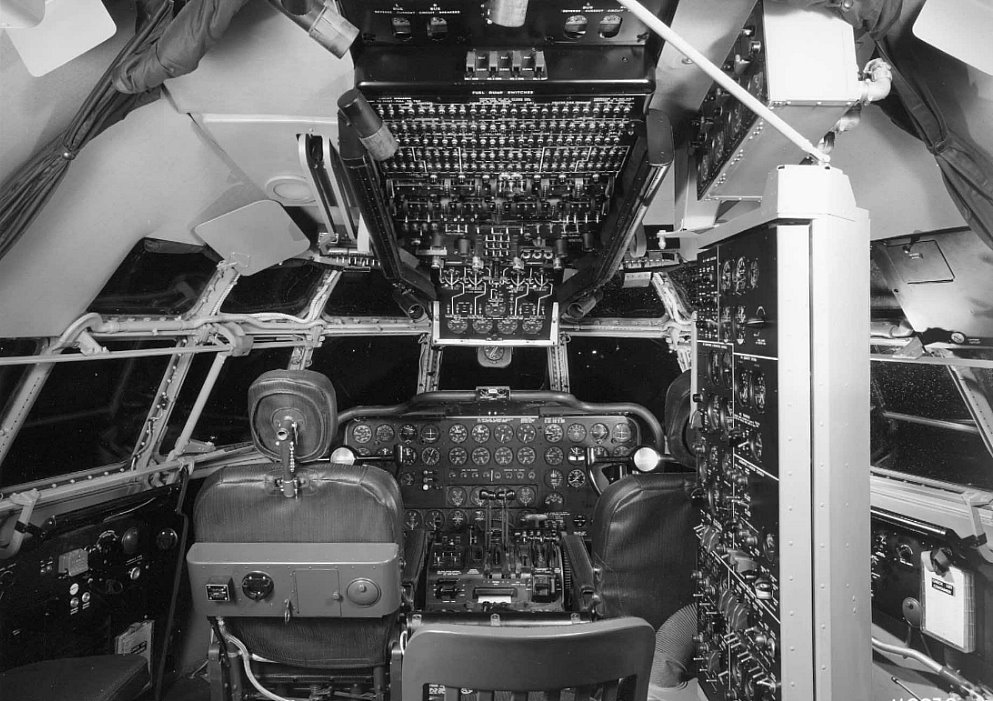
[0,654,148,701]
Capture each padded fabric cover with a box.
[248,369,337,462]
[591,473,697,630]
[194,463,403,668]
[0,654,148,701]
[664,370,696,469]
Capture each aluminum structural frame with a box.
[696,164,872,700]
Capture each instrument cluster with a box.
[345,414,639,535]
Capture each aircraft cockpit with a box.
[1,0,992,700]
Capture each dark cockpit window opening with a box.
[308,336,421,411]
[220,261,327,315]
[324,269,405,317]
[568,337,682,423]
[88,238,219,316]
[0,338,41,420]
[437,346,549,391]
[1,341,174,490]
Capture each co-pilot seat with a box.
[190,370,404,696]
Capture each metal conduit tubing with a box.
[0,341,305,367]
[616,0,831,163]
[338,391,665,449]
[880,411,980,435]
[870,637,988,701]
[167,352,229,460]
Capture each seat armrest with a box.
[403,528,432,605]
[560,533,598,614]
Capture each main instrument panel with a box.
[345,414,639,534]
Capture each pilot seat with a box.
[188,369,404,700]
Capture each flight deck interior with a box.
[0,1,992,701]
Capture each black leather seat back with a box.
[591,473,697,630]
[195,463,403,667]
[193,370,403,669]
[664,370,696,468]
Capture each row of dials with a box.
[403,506,588,532]
[719,256,760,296]
[350,420,634,446]
[400,442,633,469]
[706,350,767,413]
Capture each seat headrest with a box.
[248,370,337,462]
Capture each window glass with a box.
[324,270,404,317]
[1,343,172,489]
[587,280,668,318]
[308,337,421,410]
[568,338,681,421]
[88,239,217,315]
[164,349,293,450]
[871,358,993,490]
[220,262,326,315]
[438,346,548,391]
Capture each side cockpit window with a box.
[0,342,171,490]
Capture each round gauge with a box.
[736,370,751,406]
[493,423,515,443]
[448,486,467,507]
[706,396,721,433]
[425,510,446,530]
[719,398,731,433]
[376,447,393,458]
[421,447,441,466]
[712,130,725,158]
[471,447,491,466]
[543,492,565,510]
[721,351,732,383]
[734,257,748,294]
[494,446,514,466]
[590,423,609,442]
[471,509,486,525]
[497,318,518,334]
[545,468,564,489]
[752,372,767,413]
[751,432,763,461]
[517,446,536,465]
[517,424,537,443]
[722,451,733,474]
[708,445,720,472]
[613,422,632,443]
[449,423,468,443]
[448,510,468,529]
[400,446,418,466]
[472,318,493,334]
[567,468,587,488]
[567,423,587,442]
[517,486,537,507]
[399,424,417,442]
[471,423,491,443]
[352,424,372,444]
[355,447,372,457]
[749,259,759,289]
[447,317,468,334]
[709,351,723,386]
[567,446,586,465]
[404,510,422,529]
[470,488,486,507]
[721,260,733,293]
[400,472,415,487]
[484,298,507,317]
[735,305,747,325]
[544,446,564,466]
[543,423,564,443]
[592,445,609,460]
[375,424,396,443]
[522,318,543,334]
[612,444,632,457]
[420,424,441,443]
[449,447,468,466]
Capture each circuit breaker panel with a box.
[691,166,871,700]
